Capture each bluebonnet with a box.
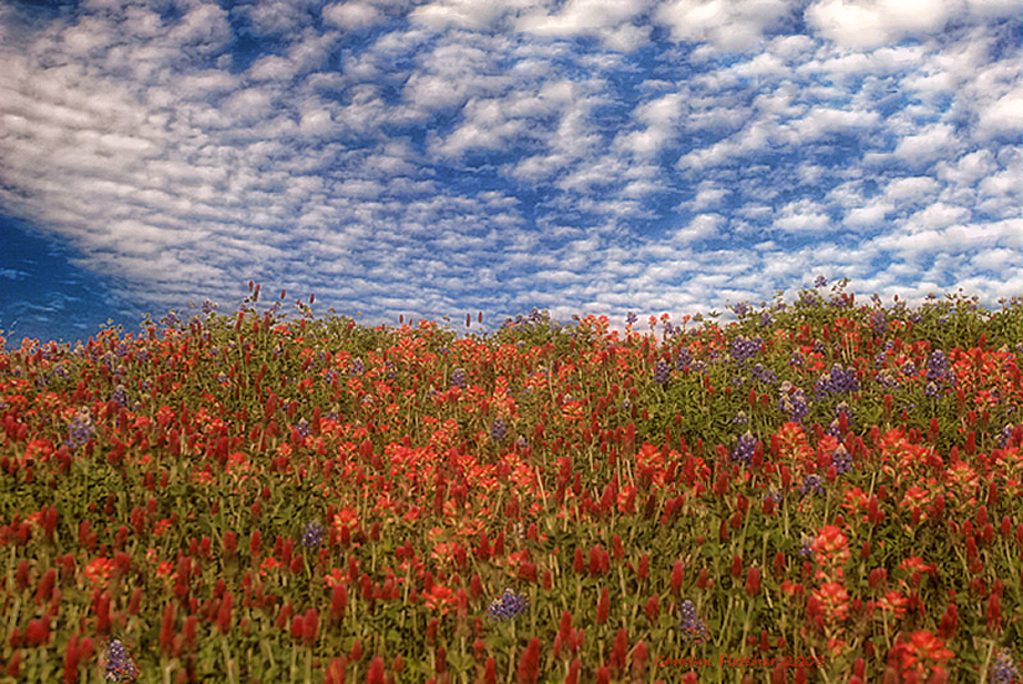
[677,600,710,646]
[676,348,693,371]
[490,419,507,442]
[450,368,467,389]
[730,336,763,365]
[348,359,366,376]
[800,474,824,497]
[759,312,774,328]
[997,423,1015,449]
[295,419,312,439]
[301,522,324,548]
[66,409,94,451]
[202,299,218,316]
[504,308,554,331]
[731,431,758,467]
[733,411,749,425]
[830,444,853,475]
[487,588,529,621]
[112,385,128,409]
[788,351,805,369]
[813,364,860,400]
[991,648,1019,684]
[160,311,180,329]
[732,302,750,318]
[654,360,670,387]
[104,638,140,683]
[751,363,777,385]
[798,290,822,308]
[814,275,827,288]
[925,350,956,395]
[798,536,815,558]
[901,360,917,377]
[777,383,810,423]
[625,311,638,327]
[827,403,854,438]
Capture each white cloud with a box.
[322,2,384,31]
[656,0,793,50]
[977,89,1023,140]
[409,0,524,32]
[805,0,957,50]
[884,176,940,202]
[237,0,318,36]
[517,0,653,52]
[843,200,894,228]
[773,199,833,233]
[893,123,958,165]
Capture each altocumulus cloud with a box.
[0,0,1020,340]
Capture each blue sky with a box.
[1,0,1020,345]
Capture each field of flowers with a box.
[1,278,1021,684]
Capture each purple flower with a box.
[487,588,529,621]
[731,431,758,467]
[490,419,507,442]
[992,648,1020,684]
[301,522,324,548]
[104,638,140,683]
[677,600,709,646]
[654,360,670,387]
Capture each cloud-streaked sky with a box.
[1,0,1020,345]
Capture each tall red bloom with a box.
[517,638,541,684]
[596,587,610,625]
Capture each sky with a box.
[0,0,1020,346]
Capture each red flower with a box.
[26,619,49,648]
[746,567,762,596]
[217,592,233,635]
[516,638,541,684]
[645,594,660,622]
[366,656,385,684]
[632,640,648,679]
[596,587,610,625]
[609,628,628,673]
[159,601,176,653]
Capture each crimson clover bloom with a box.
[487,588,529,621]
[677,600,709,646]
[104,638,139,683]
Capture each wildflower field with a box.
[1,279,1021,684]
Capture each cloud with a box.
[805,0,956,50]
[655,0,794,50]
[517,0,653,52]
[0,0,1019,345]
[893,123,958,166]
[322,2,384,31]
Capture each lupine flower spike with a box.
[677,600,710,646]
[104,638,140,683]
[487,588,529,621]
[991,648,1020,684]
[301,521,324,548]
